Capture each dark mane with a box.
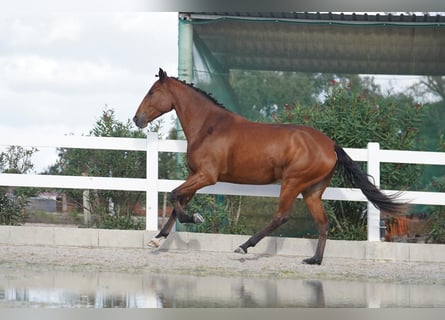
[171,77,226,109]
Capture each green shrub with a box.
[93,205,145,230]
[0,189,25,225]
[185,194,250,235]
[427,176,445,243]
[274,81,424,240]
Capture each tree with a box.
[0,146,38,225]
[274,79,425,239]
[47,108,161,229]
[411,76,445,244]
[0,145,37,174]
[419,76,445,101]
[227,70,364,121]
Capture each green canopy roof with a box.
[181,12,445,75]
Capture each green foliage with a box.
[274,79,425,240]
[0,191,25,225]
[419,101,445,151]
[159,126,189,181]
[185,194,250,235]
[325,201,367,240]
[417,100,445,186]
[428,210,445,244]
[229,70,337,121]
[0,146,38,225]
[50,109,148,178]
[427,129,445,243]
[0,146,38,174]
[47,108,162,229]
[94,205,145,230]
[426,176,445,243]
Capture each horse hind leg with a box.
[301,181,330,265]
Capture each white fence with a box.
[1,133,444,241]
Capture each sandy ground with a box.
[0,244,444,285]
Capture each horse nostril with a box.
[133,114,146,128]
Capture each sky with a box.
[0,12,179,172]
[0,12,437,173]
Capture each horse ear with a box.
[158,68,167,81]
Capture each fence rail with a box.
[1,133,444,241]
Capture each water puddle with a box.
[0,268,444,308]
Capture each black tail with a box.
[334,145,406,214]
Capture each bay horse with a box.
[133,68,405,265]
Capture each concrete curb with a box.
[0,226,444,263]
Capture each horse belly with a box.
[219,169,279,185]
[219,148,285,184]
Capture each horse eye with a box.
[148,90,154,96]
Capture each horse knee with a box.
[273,214,289,227]
[316,221,329,236]
[279,215,289,224]
[170,191,180,203]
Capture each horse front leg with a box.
[170,170,217,222]
[171,191,203,224]
[148,171,215,248]
[235,182,298,254]
[148,209,178,248]
[148,193,197,248]
[235,214,290,254]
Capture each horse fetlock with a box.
[234,247,247,254]
[193,213,204,224]
[147,237,165,248]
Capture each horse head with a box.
[133,68,174,128]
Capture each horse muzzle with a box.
[133,114,148,129]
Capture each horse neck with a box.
[170,81,228,142]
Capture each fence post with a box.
[146,133,159,231]
[367,142,381,241]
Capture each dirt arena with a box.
[0,244,444,285]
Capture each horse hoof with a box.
[147,237,161,248]
[234,247,247,254]
[302,257,322,265]
[193,213,204,224]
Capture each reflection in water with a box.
[0,268,444,308]
[0,271,162,308]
